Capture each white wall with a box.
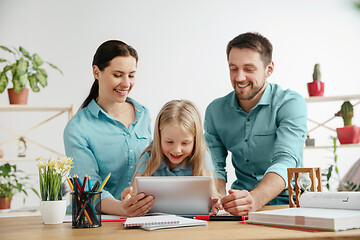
[1,0,360,208]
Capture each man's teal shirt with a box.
[204,83,307,201]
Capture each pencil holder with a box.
[71,191,102,228]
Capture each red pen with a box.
[101,218,127,222]
[195,215,248,221]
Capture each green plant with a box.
[37,156,73,201]
[322,136,359,191]
[335,101,353,126]
[0,163,39,203]
[0,45,63,93]
[322,136,341,191]
[312,63,321,81]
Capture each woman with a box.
[64,40,154,216]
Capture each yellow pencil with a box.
[92,173,111,204]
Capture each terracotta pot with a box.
[336,126,360,144]
[0,196,12,209]
[307,81,324,97]
[7,88,29,104]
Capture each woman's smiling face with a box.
[94,55,136,105]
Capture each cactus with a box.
[312,63,321,81]
[335,101,353,126]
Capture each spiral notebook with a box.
[124,214,207,231]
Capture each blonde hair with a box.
[137,99,210,177]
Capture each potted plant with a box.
[307,63,325,97]
[335,101,360,144]
[0,45,63,104]
[37,155,73,224]
[0,163,39,209]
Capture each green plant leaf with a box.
[19,46,31,59]
[0,59,7,62]
[16,58,28,74]
[0,73,9,93]
[35,69,47,87]
[47,62,63,75]
[18,73,28,87]
[0,46,15,54]
[28,75,40,92]
[32,53,44,67]
[12,74,23,93]
[0,163,11,176]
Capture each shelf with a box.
[304,143,360,149]
[305,94,360,103]
[0,157,38,162]
[0,105,74,158]
[305,94,360,149]
[0,105,74,112]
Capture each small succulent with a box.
[312,63,321,81]
[335,101,353,126]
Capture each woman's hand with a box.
[119,187,155,217]
[209,196,222,216]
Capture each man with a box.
[204,32,307,216]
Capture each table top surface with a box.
[1,205,360,240]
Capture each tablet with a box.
[135,176,212,215]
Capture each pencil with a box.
[81,174,88,192]
[87,176,92,192]
[92,173,111,204]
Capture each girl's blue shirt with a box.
[137,151,214,176]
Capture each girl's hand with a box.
[119,187,155,217]
[209,196,222,216]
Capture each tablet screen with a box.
[135,176,212,215]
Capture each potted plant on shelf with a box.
[0,163,39,209]
[37,155,73,224]
[307,63,324,97]
[335,101,360,144]
[0,45,63,104]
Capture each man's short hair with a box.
[226,32,273,66]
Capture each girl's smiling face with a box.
[160,123,195,170]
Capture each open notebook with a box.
[124,214,207,231]
[249,192,360,231]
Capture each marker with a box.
[101,218,127,222]
[194,215,248,221]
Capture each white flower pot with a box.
[40,200,67,224]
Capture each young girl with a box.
[64,40,154,216]
[134,99,222,215]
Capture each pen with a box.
[194,215,248,221]
[101,218,127,222]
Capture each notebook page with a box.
[124,215,180,227]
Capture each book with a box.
[124,214,207,231]
[248,192,360,231]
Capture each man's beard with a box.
[236,80,266,101]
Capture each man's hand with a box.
[220,189,257,216]
[119,187,154,217]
